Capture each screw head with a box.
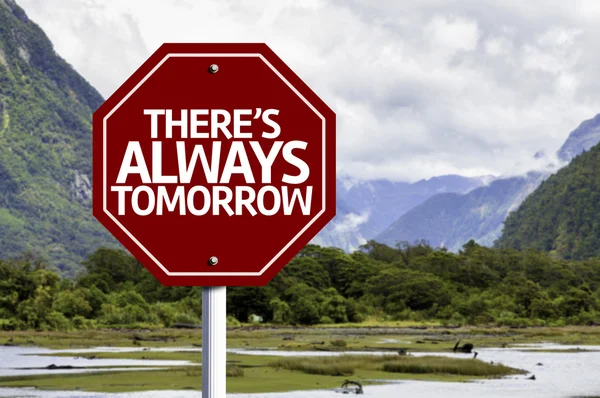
[208,256,218,266]
[208,64,219,74]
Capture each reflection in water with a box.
[1,344,600,397]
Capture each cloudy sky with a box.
[18,0,600,182]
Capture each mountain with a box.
[558,114,600,162]
[314,174,492,251]
[496,142,600,259]
[0,0,117,274]
[375,172,546,251]
[0,1,490,268]
[375,113,600,252]
[311,196,368,251]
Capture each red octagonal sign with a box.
[92,43,336,286]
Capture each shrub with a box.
[45,311,71,331]
[226,366,244,377]
[330,339,347,347]
[153,303,178,327]
[116,291,149,311]
[72,315,94,330]
[382,356,521,377]
[271,357,355,376]
[226,315,241,327]
[448,312,466,326]
[0,319,17,331]
[174,313,201,325]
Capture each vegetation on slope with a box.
[0,0,118,274]
[497,142,600,260]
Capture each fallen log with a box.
[132,335,170,342]
[172,323,202,329]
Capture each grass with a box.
[270,356,359,376]
[312,318,443,328]
[0,325,599,355]
[382,356,519,376]
[226,366,244,377]
[269,354,523,378]
[0,367,367,393]
[3,325,600,353]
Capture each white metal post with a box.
[202,286,226,398]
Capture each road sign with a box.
[92,43,336,286]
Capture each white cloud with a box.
[484,36,512,56]
[424,15,480,55]
[332,211,370,235]
[18,0,600,182]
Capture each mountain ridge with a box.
[0,0,118,274]
[558,113,600,162]
[497,139,600,259]
[375,172,546,251]
[373,113,600,252]
[314,174,491,251]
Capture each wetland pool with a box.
[0,344,598,397]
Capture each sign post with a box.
[202,286,226,398]
[93,43,336,396]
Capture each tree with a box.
[270,298,292,324]
[227,287,274,322]
[277,257,331,290]
[53,290,92,318]
[321,288,348,323]
[16,285,54,329]
[292,297,321,325]
[82,248,144,289]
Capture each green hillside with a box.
[0,0,117,274]
[497,143,600,259]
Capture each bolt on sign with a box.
[92,43,336,286]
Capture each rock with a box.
[46,364,75,370]
[71,169,92,204]
[453,341,474,353]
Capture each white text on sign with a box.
[110,109,313,217]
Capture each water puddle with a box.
[0,346,195,377]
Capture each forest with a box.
[2,240,600,331]
[497,142,600,259]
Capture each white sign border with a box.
[103,53,327,276]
